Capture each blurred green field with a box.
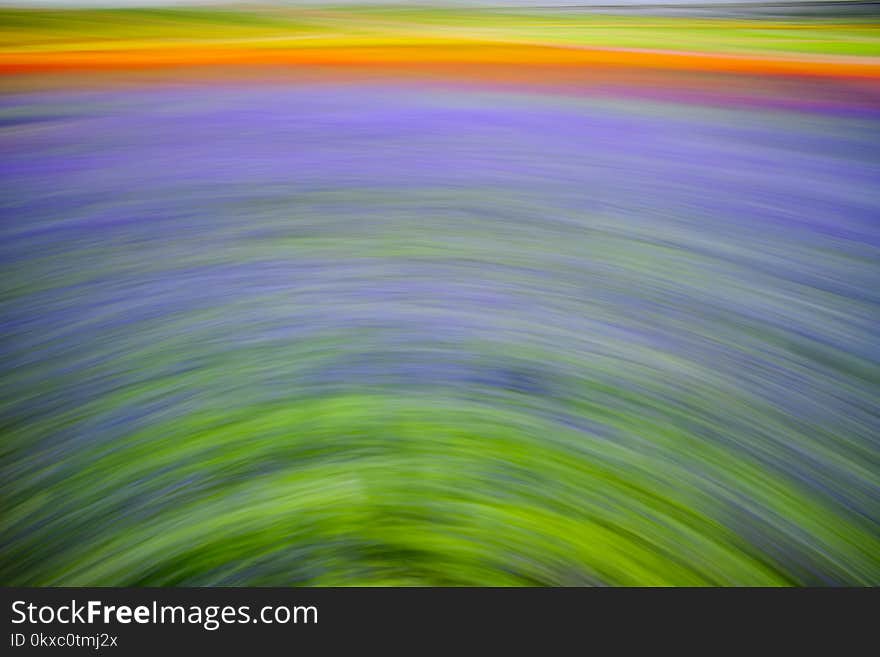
[1,6,879,57]
[1,5,879,588]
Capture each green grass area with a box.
[0,6,878,56]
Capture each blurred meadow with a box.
[1,2,879,586]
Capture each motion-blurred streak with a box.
[1,5,879,586]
